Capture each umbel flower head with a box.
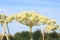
[45,24,58,33]
[4,15,15,24]
[0,14,7,24]
[15,12,38,26]
[15,11,51,27]
[51,19,56,24]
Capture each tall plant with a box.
[0,14,9,40]
[44,20,59,40]
[4,15,15,40]
[38,15,50,40]
[15,12,42,40]
[15,11,51,40]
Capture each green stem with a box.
[30,27,33,40]
[7,24,10,35]
[41,30,44,40]
[7,24,11,40]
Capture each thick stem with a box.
[7,24,10,35]
[3,23,9,40]
[5,34,9,40]
[30,27,33,40]
[41,30,44,40]
[7,24,11,40]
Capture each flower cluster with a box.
[45,24,58,33]
[4,15,15,24]
[0,14,7,24]
[15,11,51,27]
[15,12,38,26]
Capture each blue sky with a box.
[0,0,60,35]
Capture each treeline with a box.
[3,30,60,40]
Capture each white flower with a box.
[29,16,36,22]
[51,19,56,24]
[17,19,23,23]
[16,14,21,19]
[45,20,51,24]
[1,14,7,18]
[21,14,27,19]
[45,24,58,32]
[4,15,15,23]
[8,15,15,20]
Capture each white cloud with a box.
[0,8,8,14]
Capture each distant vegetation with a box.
[0,30,60,40]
